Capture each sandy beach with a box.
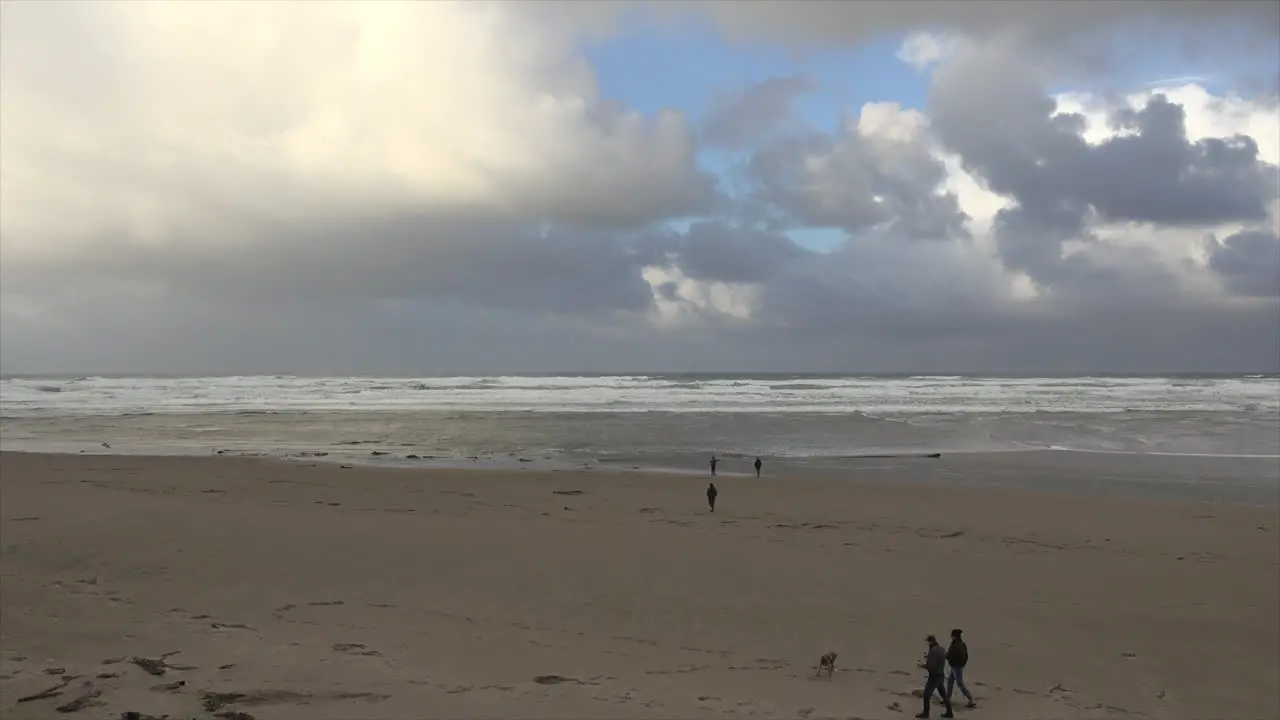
[1,451,1277,720]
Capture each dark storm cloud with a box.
[1207,230,1280,298]
[648,221,810,284]
[3,213,663,317]
[929,42,1279,286]
[7,270,1275,376]
[749,238,1009,336]
[674,0,1279,56]
[700,75,816,150]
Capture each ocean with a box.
[2,375,1277,478]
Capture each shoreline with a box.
[3,442,1277,506]
[2,451,1277,720]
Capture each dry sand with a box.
[1,451,1277,720]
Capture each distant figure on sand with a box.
[917,634,954,718]
[946,628,976,708]
[754,457,762,477]
[706,482,718,512]
[710,455,718,476]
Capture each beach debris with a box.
[1156,690,1167,699]
[96,672,118,679]
[121,713,169,720]
[340,465,353,469]
[552,490,584,495]
[214,712,255,720]
[44,667,67,675]
[370,451,389,456]
[150,680,185,692]
[201,691,247,711]
[332,642,381,656]
[131,651,182,676]
[18,680,71,703]
[406,454,419,459]
[54,685,102,713]
[917,529,966,539]
[1049,682,1070,693]
[218,664,236,670]
[887,700,902,712]
[533,675,577,685]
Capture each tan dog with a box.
[816,652,838,678]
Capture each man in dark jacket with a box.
[917,635,954,719]
[946,628,976,708]
[706,482,718,513]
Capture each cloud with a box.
[676,0,1279,53]
[2,1,1278,374]
[926,38,1279,291]
[1207,230,1280,297]
[746,102,968,239]
[896,32,961,71]
[0,1,715,262]
[700,75,816,150]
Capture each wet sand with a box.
[2,451,1277,719]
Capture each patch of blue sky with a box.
[582,14,929,132]
[586,17,923,254]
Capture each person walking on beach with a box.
[917,635,954,719]
[946,628,976,708]
[706,482,718,513]
[710,455,718,476]
[754,457,762,477]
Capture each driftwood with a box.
[17,679,70,702]
[533,675,577,685]
[121,713,169,720]
[215,712,256,720]
[54,686,102,713]
[150,680,185,692]
[131,651,182,676]
[201,691,247,712]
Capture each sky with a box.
[1,0,1278,375]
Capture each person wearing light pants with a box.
[946,628,976,708]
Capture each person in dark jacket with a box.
[710,455,718,476]
[706,482,718,513]
[916,635,954,719]
[754,457,762,477]
[946,628,976,708]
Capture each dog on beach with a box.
[816,652,838,678]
